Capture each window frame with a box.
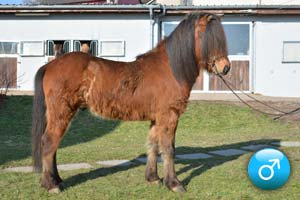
[161,21,180,39]
[73,40,98,57]
[46,40,71,56]
[0,40,20,90]
[99,40,126,57]
[90,40,98,57]
[222,22,252,61]
[0,41,19,56]
[73,40,82,52]
[20,41,44,57]
[282,41,300,63]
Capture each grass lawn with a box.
[0,96,300,199]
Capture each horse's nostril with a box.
[223,65,230,75]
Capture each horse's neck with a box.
[136,41,195,99]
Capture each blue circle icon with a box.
[248,148,290,190]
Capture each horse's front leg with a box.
[158,112,186,193]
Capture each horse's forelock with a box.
[201,15,228,61]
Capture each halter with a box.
[199,55,224,75]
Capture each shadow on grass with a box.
[62,139,280,191]
[0,96,120,165]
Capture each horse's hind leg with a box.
[145,121,160,184]
[41,104,75,193]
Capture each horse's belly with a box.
[88,95,154,121]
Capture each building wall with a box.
[1,12,300,97]
[156,0,181,5]
[254,17,300,97]
[0,14,151,90]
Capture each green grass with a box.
[0,96,300,199]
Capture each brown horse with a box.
[32,13,230,193]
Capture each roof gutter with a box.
[1,4,300,10]
[0,4,161,11]
[1,4,300,15]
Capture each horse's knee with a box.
[41,133,55,156]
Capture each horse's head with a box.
[195,14,231,76]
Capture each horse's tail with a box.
[32,65,47,172]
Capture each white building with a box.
[1,4,300,97]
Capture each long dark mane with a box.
[165,13,228,87]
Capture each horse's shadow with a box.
[0,96,120,166]
[61,139,279,190]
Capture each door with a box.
[0,41,18,89]
[209,23,251,92]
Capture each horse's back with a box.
[42,52,93,109]
[43,52,91,78]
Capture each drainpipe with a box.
[149,5,155,49]
[156,4,166,43]
[149,4,166,49]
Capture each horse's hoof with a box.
[171,185,186,193]
[48,187,61,194]
[148,179,162,185]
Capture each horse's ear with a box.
[207,15,216,22]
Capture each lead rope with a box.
[217,75,287,114]
[216,74,300,120]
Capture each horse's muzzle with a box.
[222,65,230,75]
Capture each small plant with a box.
[0,70,18,107]
[0,76,9,107]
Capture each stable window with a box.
[99,41,125,57]
[162,22,179,38]
[223,24,250,56]
[46,40,71,56]
[162,22,250,56]
[73,40,98,56]
[21,41,44,56]
[0,42,18,55]
[282,41,300,63]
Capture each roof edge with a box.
[1,4,300,15]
